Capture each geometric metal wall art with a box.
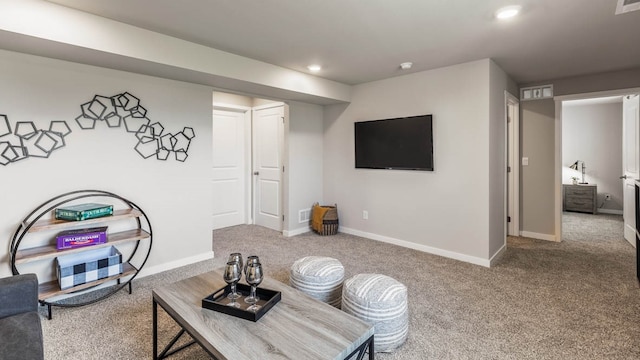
[76,92,195,162]
[0,114,72,166]
[1,92,195,167]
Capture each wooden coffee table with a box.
[152,268,374,359]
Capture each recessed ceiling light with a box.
[307,64,321,72]
[400,62,413,70]
[495,5,522,19]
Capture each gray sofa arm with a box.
[0,274,39,319]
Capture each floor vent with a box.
[616,0,640,14]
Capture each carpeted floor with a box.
[40,212,640,359]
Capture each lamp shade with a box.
[569,161,580,170]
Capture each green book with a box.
[55,203,114,221]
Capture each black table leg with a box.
[369,336,375,360]
[153,298,158,360]
[153,298,198,359]
[344,334,374,360]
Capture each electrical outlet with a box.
[362,210,368,220]
[604,194,611,201]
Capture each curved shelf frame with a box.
[10,189,152,317]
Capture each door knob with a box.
[253,171,259,176]
[620,175,628,179]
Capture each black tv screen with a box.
[355,115,433,171]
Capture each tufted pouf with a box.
[289,256,344,308]
[342,274,408,353]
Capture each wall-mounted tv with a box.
[354,114,433,171]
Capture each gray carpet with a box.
[40,213,640,359]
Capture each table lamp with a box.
[569,160,587,184]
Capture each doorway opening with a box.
[555,90,640,247]
[506,92,520,237]
[211,91,287,233]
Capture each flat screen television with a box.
[354,114,433,171]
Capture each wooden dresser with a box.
[563,184,597,214]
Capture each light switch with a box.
[522,157,529,166]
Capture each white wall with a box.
[213,92,253,108]
[488,60,517,259]
[323,59,496,265]
[286,101,324,235]
[521,99,556,237]
[562,101,623,211]
[0,49,213,278]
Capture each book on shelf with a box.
[56,226,108,250]
[55,203,113,221]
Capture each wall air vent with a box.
[520,85,553,101]
[298,208,311,223]
[616,0,640,14]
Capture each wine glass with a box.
[223,261,241,307]
[228,253,243,276]
[226,253,243,300]
[244,262,264,312]
[244,255,260,276]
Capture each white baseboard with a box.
[489,244,507,267]
[283,227,311,237]
[597,208,623,215]
[137,251,215,279]
[519,231,557,242]
[339,227,491,267]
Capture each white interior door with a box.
[212,108,248,229]
[622,94,640,246]
[253,105,284,231]
[506,94,520,236]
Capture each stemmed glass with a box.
[244,255,260,276]
[223,261,242,307]
[227,253,243,300]
[243,256,260,304]
[244,262,264,312]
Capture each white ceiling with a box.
[47,0,640,85]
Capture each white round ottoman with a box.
[289,256,344,308]
[342,274,408,353]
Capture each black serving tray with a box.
[202,283,281,322]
